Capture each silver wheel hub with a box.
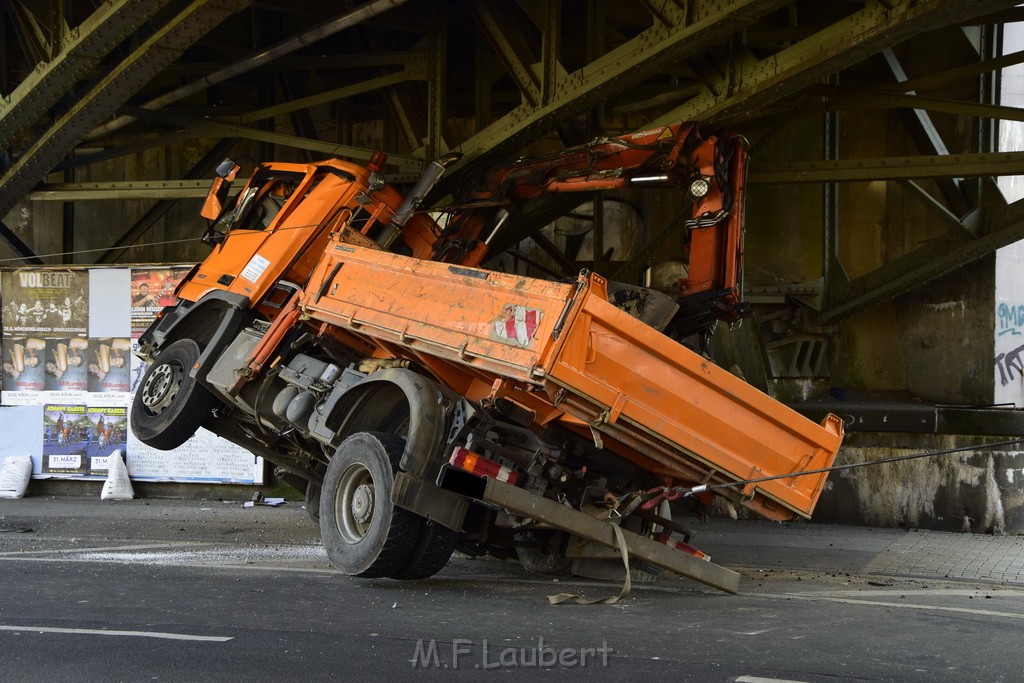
[336,463,377,543]
[351,484,374,524]
[140,361,182,414]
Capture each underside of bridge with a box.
[3,0,1024,530]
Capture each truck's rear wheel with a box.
[391,519,456,580]
[304,483,321,526]
[130,339,217,450]
[320,432,422,578]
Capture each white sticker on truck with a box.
[240,254,271,283]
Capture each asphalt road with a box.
[1,497,1023,681]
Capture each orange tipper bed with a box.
[301,238,844,522]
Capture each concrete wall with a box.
[814,434,1024,534]
[995,242,1024,406]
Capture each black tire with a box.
[391,519,456,581]
[319,432,423,578]
[130,339,218,451]
[304,483,321,526]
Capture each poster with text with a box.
[42,403,91,476]
[2,336,46,399]
[131,267,189,337]
[87,337,131,394]
[84,405,127,463]
[1,269,87,337]
[44,337,90,393]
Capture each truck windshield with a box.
[209,169,306,234]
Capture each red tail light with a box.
[449,447,521,485]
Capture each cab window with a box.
[209,170,305,234]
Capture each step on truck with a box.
[131,123,843,593]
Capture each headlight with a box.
[688,178,710,199]
[368,171,386,192]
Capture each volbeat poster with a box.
[1,269,88,337]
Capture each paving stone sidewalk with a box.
[864,530,1024,584]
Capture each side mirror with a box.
[201,159,241,220]
[215,158,239,179]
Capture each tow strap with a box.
[548,436,1024,605]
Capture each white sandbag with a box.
[0,455,33,499]
[100,449,134,500]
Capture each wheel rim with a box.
[335,462,376,543]
[140,359,184,415]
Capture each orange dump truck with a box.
[132,124,843,593]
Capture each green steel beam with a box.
[749,151,1024,183]
[228,67,426,125]
[820,199,1024,324]
[158,51,427,78]
[438,0,790,185]
[0,0,253,229]
[471,0,540,107]
[0,0,175,149]
[898,179,978,238]
[875,48,1024,95]
[813,84,1024,123]
[54,129,203,172]
[650,0,1022,128]
[427,5,447,161]
[0,220,43,265]
[360,31,426,155]
[7,1,50,65]
[119,105,424,169]
[875,48,970,219]
[28,179,212,201]
[539,1,561,106]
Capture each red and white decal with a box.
[491,305,541,347]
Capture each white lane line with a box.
[736,677,809,683]
[0,555,338,573]
[0,624,232,642]
[759,593,1024,620]
[0,542,213,557]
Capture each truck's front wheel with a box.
[130,339,218,450]
[320,432,422,578]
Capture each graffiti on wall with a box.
[995,342,1024,387]
[996,302,1024,398]
[997,302,1024,337]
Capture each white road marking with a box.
[759,592,1024,620]
[0,542,211,557]
[736,677,809,683]
[0,624,231,642]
